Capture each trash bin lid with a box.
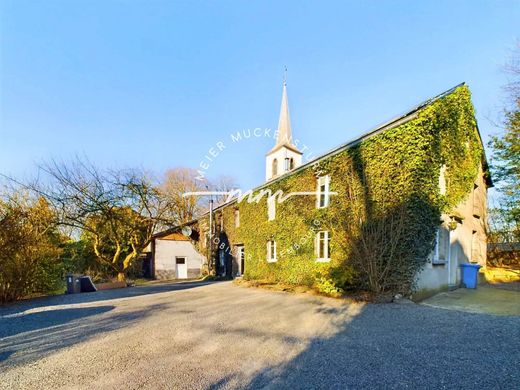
[460,263,482,269]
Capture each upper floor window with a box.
[267,240,277,262]
[219,213,224,230]
[316,231,331,262]
[438,164,447,195]
[234,208,240,227]
[284,157,295,172]
[268,196,276,221]
[316,175,330,208]
[272,158,278,177]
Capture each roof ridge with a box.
[161,83,469,223]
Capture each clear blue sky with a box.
[1,1,519,190]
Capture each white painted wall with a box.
[154,239,207,280]
[415,165,488,296]
[265,147,302,181]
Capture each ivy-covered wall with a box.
[195,85,485,295]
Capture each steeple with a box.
[276,81,293,147]
[268,78,301,154]
[265,74,302,181]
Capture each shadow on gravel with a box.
[0,303,168,368]
[0,306,115,339]
[239,304,520,389]
[0,280,215,317]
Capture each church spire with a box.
[276,79,293,147]
[265,72,302,181]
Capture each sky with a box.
[1,0,519,191]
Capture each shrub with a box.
[0,197,63,303]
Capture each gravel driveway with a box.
[1,281,519,389]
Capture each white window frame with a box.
[316,175,330,208]
[267,240,277,262]
[315,231,331,262]
[268,196,276,221]
[284,157,294,172]
[433,226,449,265]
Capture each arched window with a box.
[284,157,295,172]
[272,158,278,176]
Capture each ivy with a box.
[194,85,484,295]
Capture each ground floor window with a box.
[433,226,450,264]
[316,231,330,262]
[236,245,245,275]
[267,240,277,262]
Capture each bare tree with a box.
[210,174,239,206]
[489,40,520,246]
[159,167,208,225]
[503,40,520,101]
[339,163,429,294]
[29,158,168,281]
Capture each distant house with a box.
[149,229,205,279]
[150,81,491,297]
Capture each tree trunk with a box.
[117,272,126,282]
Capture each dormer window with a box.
[272,158,278,177]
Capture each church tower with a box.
[265,80,302,181]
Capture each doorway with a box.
[236,245,245,276]
[175,257,188,279]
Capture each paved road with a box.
[1,281,519,389]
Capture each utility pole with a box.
[208,189,214,275]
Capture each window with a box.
[471,230,479,263]
[316,175,330,208]
[268,195,276,221]
[219,213,224,230]
[236,245,245,275]
[267,240,277,262]
[272,158,278,177]
[438,164,447,195]
[234,209,240,227]
[316,231,331,262]
[472,183,481,218]
[433,226,449,264]
[284,157,294,172]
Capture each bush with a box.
[0,197,63,303]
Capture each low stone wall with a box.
[155,270,176,280]
[96,281,127,290]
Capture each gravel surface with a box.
[0,281,519,390]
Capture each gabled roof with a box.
[153,219,198,239]
[154,82,492,235]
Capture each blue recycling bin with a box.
[460,263,482,289]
